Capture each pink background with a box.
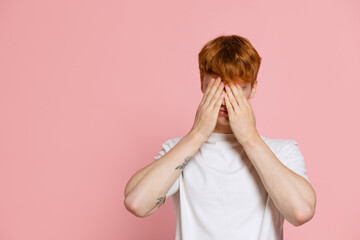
[0,0,359,239]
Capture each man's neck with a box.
[213,125,233,134]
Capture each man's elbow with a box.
[124,197,146,218]
[293,205,315,226]
[293,188,317,226]
[124,197,157,218]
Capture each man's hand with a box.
[224,82,260,145]
[189,77,225,142]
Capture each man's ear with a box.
[200,78,204,93]
[250,81,257,98]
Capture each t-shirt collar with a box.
[205,132,265,144]
[206,132,237,143]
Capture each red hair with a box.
[198,35,262,89]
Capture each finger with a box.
[228,83,244,107]
[224,93,234,115]
[200,77,216,106]
[203,77,222,107]
[214,91,225,111]
[235,83,250,107]
[209,81,224,109]
[225,85,240,114]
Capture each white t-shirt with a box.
[153,132,311,240]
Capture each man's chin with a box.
[217,117,230,124]
[218,114,229,119]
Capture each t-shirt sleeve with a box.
[278,139,311,184]
[153,140,181,204]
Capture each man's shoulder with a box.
[260,135,298,154]
[153,136,184,161]
[162,136,183,148]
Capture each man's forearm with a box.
[124,131,205,217]
[241,136,316,226]
[124,163,156,198]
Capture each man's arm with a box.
[125,76,225,217]
[124,131,204,218]
[223,82,316,226]
[241,137,316,226]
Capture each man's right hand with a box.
[189,76,225,142]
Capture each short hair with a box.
[198,34,262,89]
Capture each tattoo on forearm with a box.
[175,156,192,170]
[155,195,165,206]
[154,156,192,207]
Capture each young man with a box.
[124,35,316,240]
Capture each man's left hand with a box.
[224,83,260,145]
